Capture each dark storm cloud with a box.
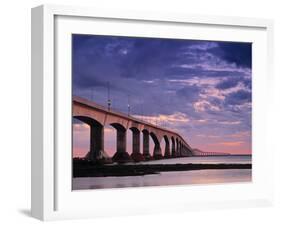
[216,77,240,90]
[216,75,252,92]
[116,39,199,80]
[225,90,252,106]
[73,74,107,89]
[243,77,252,89]
[209,42,252,68]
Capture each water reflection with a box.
[73,156,252,190]
[73,169,251,190]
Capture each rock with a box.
[143,153,152,161]
[84,150,113,164]
[153,154,163,160]
[164,153,171,158]
[112,151,132,163]
[131,152,145,162]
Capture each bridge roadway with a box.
[73,96,193,163]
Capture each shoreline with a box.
[73,163,252,178]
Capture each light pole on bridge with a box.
[127,95,131,116]
[107,82,111,111]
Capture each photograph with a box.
[72,34,252,190]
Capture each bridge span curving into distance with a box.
[73,96,194,163]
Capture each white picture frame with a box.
[31,4,274,221]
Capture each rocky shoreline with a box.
[73,160,251,178]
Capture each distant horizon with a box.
[72,34,252,157]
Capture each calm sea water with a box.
[72,155,252,190]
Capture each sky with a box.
[72,34,252,157]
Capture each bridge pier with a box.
[164,137,171,158]
[74,116,108,163]
[112,124,131,163]
[117,128,126,152]
[187,147,193,157]
[150,132,162,159]
[179,142,182,157]
[142,130,151,160]
[130,128,145,162]
[153,144,162,159]
[176,139,179,157]
[86,123,104,161]
[171,138,176,157]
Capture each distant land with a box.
[192,148,230,156]
[192,148,252,156]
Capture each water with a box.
[130,155,252,165]
[72,155,252,190]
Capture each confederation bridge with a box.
[73,96,193,163]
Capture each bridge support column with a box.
[164,140,171,158]
[117,130,126,152]
[183,146,186,156]
[179,142,182,157]
[176,140,179,157]
[171,139,176,157]
[142,130,151,160]
[184,146,187,156]
[131,129,145,162]
[88,123,104,161]
[153,144,162,159]
[112,126,131,163]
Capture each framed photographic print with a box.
[31,4,274,221]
